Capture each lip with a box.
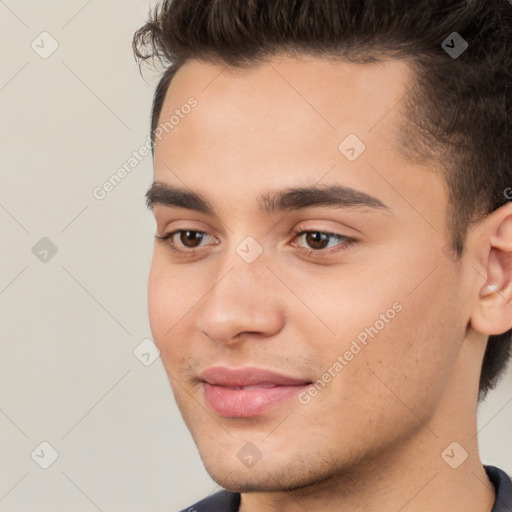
[199,366,312,418]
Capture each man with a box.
[133,0,512,510]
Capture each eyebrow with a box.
[145,181,391,215]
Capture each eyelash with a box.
[155,227,357,260]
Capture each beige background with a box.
[0,1,510,510]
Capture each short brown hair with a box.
[133,0,512,401]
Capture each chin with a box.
[200,454,337,494]
[204,468,299,493]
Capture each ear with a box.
[469,202,512,336]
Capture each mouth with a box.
[198,366,312,418]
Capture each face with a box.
[147,55,476,492]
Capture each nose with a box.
[195,253,286,346]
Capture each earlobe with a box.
[470,205,512,336]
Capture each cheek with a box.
[284,261,403,361]
[298,301,460,451]
[147,257,188,357]
[335,271,464,417]
[147,260,168,340]
[298,249,464,406]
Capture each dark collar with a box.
[486,465,512,512]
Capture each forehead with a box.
[152,55,425,214]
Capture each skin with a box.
[147,54,512,511]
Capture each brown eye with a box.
[178,230,206,248]
[155,229,213,257]
[291,229,358,258]
[304,232,331,250]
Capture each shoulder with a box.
[177,489,240,512]
[484,465,512,512]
